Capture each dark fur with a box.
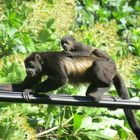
[12,51,140,139]
[61,35,94,57]
[61,35,111,61]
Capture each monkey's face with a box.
[25,54,42,77]
[62,40,75,51]
[61,35,75,51]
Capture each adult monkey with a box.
[10,51,140,139]
[61,35,110,60]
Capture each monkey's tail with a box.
[113,73,140,139]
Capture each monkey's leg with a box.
[91,60,116,85]
[86,59,116,102]
[86,84,118,111]
[92,49,110,60]
[86,84,110,102]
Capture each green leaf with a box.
[14,45,27,53]
[122,3,134,13]
[120,18,127,26]
[46,18,55,28]
[84,0,94,7]
[97,128,117,139]
[38,29,51,42]
[73,114,83,131]
[80,116,92,130]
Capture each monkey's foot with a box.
[102,95,118,110]
[101,95,118,101]
[22,89,33,101]
[87,93,102,102]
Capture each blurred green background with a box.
[0,0,139,139]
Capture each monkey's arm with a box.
[34,78,65,92]
[65,48,110,58]
[34,67,68,93]
[65,50,91,57]
[12,75,41,91]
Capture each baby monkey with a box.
[61,35,110,60]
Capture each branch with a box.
[36,116,73,138]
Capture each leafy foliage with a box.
[76,0,140,57]
[0,0,139,140]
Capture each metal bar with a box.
[0,91,139,109]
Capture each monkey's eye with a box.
[26,62,35,68]
[64,40,68,44]
[30,62,35,67]
[64,40,70,46]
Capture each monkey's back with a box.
[61,56,95,84]
[41,51,100,84]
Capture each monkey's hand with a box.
[64,51,75,57]
[22,89,34,101]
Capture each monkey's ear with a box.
[70,35,75,41]
[35,54,41,61]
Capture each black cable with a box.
[0,91,139,109]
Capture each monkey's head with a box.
[24,53,42,77]
[61,35,76,51]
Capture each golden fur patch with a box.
[61,56,94,84]
[63,57,93,74]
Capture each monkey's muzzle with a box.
[26,69,36,77]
